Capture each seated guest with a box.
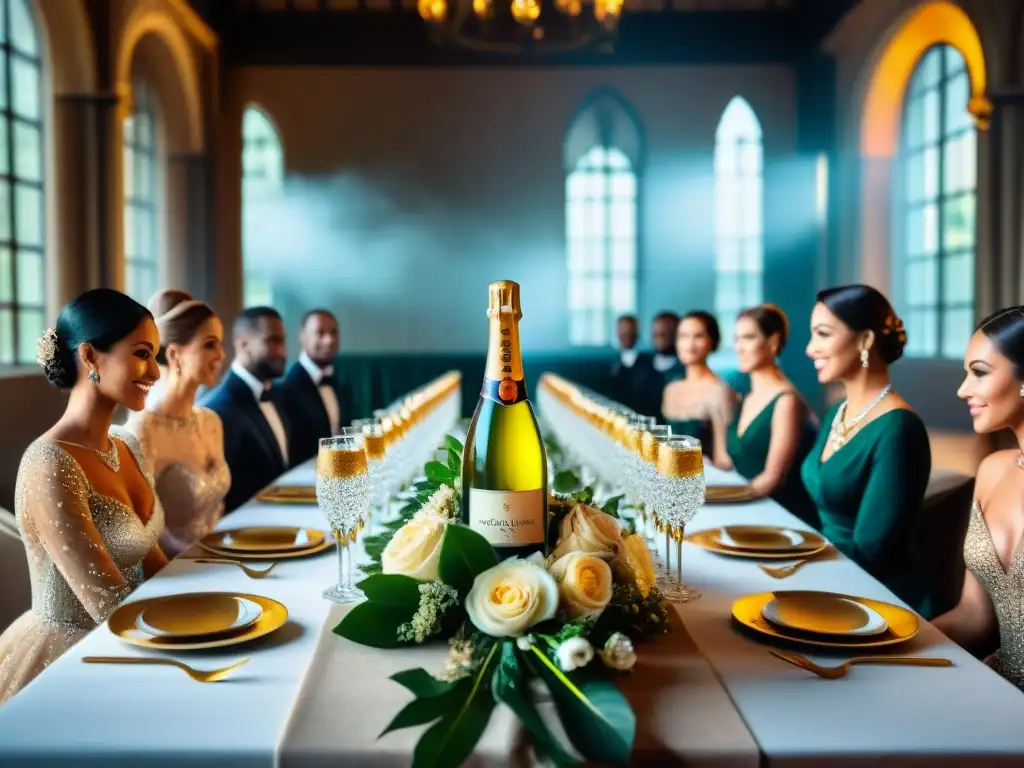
[123,290,230,556]
[934,307,1024,690]
[661,310,735,468]
[631,311,682,416]
[277,308,355,466]
[201,307,289,512]
[800,285,933,615]
[0,289,167,707]
[725,305,818,526]
[609,314,648,412]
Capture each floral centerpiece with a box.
[336,436,670,767]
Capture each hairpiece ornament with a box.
[883,314,907,346]
[35,328,59,368]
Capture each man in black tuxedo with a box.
[632,311,683,418]
[609,315,649,412]
[201,307,290,512]
[276,309,356,466]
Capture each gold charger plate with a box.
[705,484,758,504]
[198,536,334,561]
[732,590,919,649]
[687,527,828,559]
[136,594,263,640]
[256,485,318,504]
[109,592,288,651]
[204,526,326,553]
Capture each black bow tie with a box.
[319,373,338,388]
[260,389,274,403]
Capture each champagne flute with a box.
[317,435,370,604]
[656,435,706,603]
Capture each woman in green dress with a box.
[800,285,933,615]
[661,310,735,468]
[725,305,818,526]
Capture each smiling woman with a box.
[0,288,168,708]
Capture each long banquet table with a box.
[2,459,1024,766]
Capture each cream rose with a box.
[381,515,446,581]
[414,484,459,521]
[548,551,613,621]
[613,533,657,599]
[466,557,559,637]
[551,503,622,560]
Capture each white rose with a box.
[551,504,622,560]
[381,516,446,581]
[599,632,637,671]
[613,534,657,599]
[415,484,458,521]
[548,551,614,621]
[556,637,594,672]
[466,557,559,637]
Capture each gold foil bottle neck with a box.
[487,280,522,320]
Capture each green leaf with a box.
[571,486,594,505]
[447,448,461,475]
[356,573,422,608]
[492,642,579,766]
[391,668,459,699]
[528,645,635,766]
[445,435,464,454]
[412,642,499,768]
[601,495,624,519]
[552,470,581,494]
[360,563,383,576]
[425,461,455,484]
[334,602,417,649]
[438,524,499,595]
[380,680,468,737]
[414,480,435,491]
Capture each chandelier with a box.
[416,0,624,53]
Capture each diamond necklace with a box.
[828,384,893,452]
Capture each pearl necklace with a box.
[827,385,893,453]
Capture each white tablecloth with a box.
[1,460,1024,766]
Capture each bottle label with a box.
[468,488,545,546]
[480,377,528,406]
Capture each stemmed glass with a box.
[317,434,370,604]
[656,435,706,603]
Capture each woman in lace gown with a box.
[123,290,229,557]
[661,310,736,468]
[0,289,167,706]
[934,307,1024,690]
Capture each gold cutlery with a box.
[759,559,813,579]
[191,558,278,578]
[769,649,952,679]
[83,656,250,683]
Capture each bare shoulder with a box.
[773,390,805,420]
[975,449,1020,499]
[196,406,223,431]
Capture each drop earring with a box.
[860,349,869,369]
[1019,384,1024,398]
[88,368,100,385]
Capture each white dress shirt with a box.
[620,349,639,369]
[231,361,289,466]
[653,353,678,373]
[299,352,341,437]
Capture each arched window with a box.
[564,91,641,347]
[242,106,283,308]
[714,96,763,342]
[900,44,976,359]
[0,0,44,364]
[123,83,159,303]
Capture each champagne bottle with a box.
[461,280,549,558]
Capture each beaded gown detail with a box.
[124,406,230,557]
[964,501,1024,690]
[0,432,163,705]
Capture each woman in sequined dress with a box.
[123,290,230,557]
[0,289,167,706]
[934,307,1024,691]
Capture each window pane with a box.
[611,277,634,312]
[905,206,923,257]
[0,119,7,175]
[0,309,12,364]
[16,308,43,365]
[941,307,972,360]
[590,310,606,346]
[743,238,763,272]
[904,98,924,149]
[923,90,940,144]
[922,146,938,200]
[14,184,42,247]
[15,249,42,305]
[0,58,7,110]
[11,57,39,120]
[609,172,635,199]
[943,131,975,195]
[123,145,135,200]
[566,199,586,239]
[906,307,937,357]
[10,0,38,56]
[611,239,634,272]
[943,195,974,251]
[718,239,739,271]
[944,72,970,133]
[922,202,939,254]
[906,257,937,306]
[0,185,9,241]
[0,247,11,302]
[568,276,586,309]
[13,122,41,181]
[942,252,974,305]
[905,151,923,203]
[567,240,589,272]
[610,199,635,238]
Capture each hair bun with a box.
[36,327,75,389]
[877,313,907,364]
[147,289,195,321]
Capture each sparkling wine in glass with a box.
[656,435,706,603]
[317,435,370,604]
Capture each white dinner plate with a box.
[761,592,889,637]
